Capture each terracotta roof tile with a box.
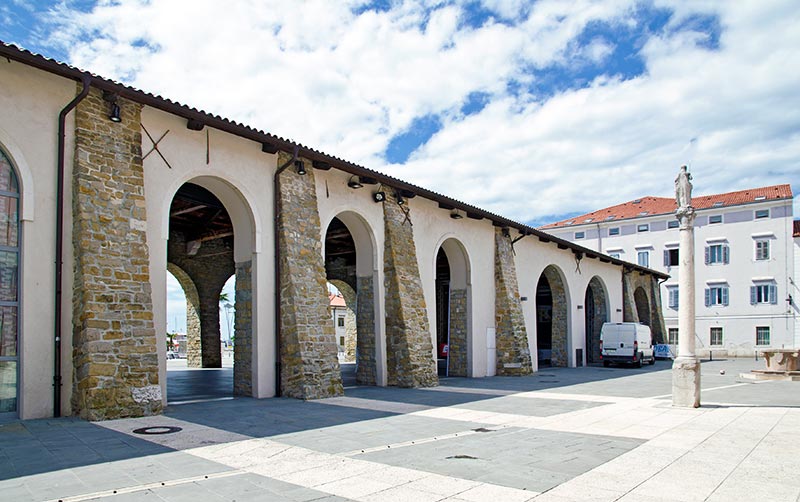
[329,293,346,308]
[541,184,793,229]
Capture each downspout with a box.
[54,76,92,417]
[273,145,299,397]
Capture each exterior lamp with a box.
[396,192,405,205]
[103,91,121,122]
[450,209,463,219]
[295,160,306,175]
[372,191,385,203]
[347,175,363,189]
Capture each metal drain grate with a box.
[132,426,183,435]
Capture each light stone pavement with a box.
[1,358,798,501]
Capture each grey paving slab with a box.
[451,395,607,416]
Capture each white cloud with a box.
[36,0,799,224]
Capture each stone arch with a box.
[164,176,257,398]
[323,211,378,386]
[634,287,651,327]
[536,265,570,367]
[434,237,471,377]
[166,263,201,366]
[584,276,609,364]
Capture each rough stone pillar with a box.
[383,192,438,387]
[197,287,223,368]
[355,275,377,385]
[71,88,161,420]
[494,228,532,375]
[277,152,343,399]
[166,264,201,366]
[673,198,700,407]
[648,277,667,345]
[233,261,252,396]
[448,288,468,377]
[622,272,638,323]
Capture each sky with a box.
[2,0,799,334]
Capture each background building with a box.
[542,185,797,356]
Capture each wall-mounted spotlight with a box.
[347,175,363,189]
[103,91,122,123]
[295,160,306,175]
[372,190,386,203]
[450,209,463,219]
[396,191,405,205]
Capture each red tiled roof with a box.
[329,293,346,308]
[541,184,793,229]
[794,220,800,237]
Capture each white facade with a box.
[544,192,797,356]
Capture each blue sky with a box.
[2,0,798,333]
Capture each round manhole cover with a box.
[132,426,183,435]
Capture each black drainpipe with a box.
[273,145,299,397]
[54,76,92,417]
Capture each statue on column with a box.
[675,165,694,226]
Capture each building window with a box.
[754,209,769,219]
[705,243,730,265]
[668,328,679,345]
[667,220,679,229]
[609,252,620,259]
[637,224,649,232]
[664,248,679,267]
[337,316,345,327]
[710,327,723,346]
[609,227,620,236]
[709,215,722,224]
[667,287,679,309]
[705,285,729,306]
[756,326,770,346]
[755,240,769,261]
[750,283,777,305]
[637,250,649,267]
[574,231,585,239]
[0,149,19,416]
[339,336,345,346]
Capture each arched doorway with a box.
[584,277,609,365]
[165,179,254,402]
[434,239,470,377]
[0,149,19,416]
[324,213,377,386]
[536,265,569,367]
[634,287,651,327]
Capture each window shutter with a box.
[675,289,679,308]
[723,244,730,264]
[764,241,769,260]
[770,285,777,304]
[722,287,729,306]
[704,246,710,265]
[664,250,669,267]
[750,286,756,305]
[705,288,711,307]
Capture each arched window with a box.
[0,149,19,415]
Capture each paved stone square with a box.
[1,358,799,501]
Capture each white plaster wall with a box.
[548,199,796,354]
[793,234,800,347]
[141,106,276,402]
[0,61,78,419]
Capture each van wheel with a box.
[648,356,656,365]
[635,355,643,368]
[603,360,610,367]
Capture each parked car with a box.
[600,322,655,368]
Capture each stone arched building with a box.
[0,43,667,420]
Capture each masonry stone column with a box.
[71,88,161,420]
[355,275,377,385]
[673,165,700,407]
[494,228,533,375]
[448,288,469,377]
[277,152,343,399]
[383,192,438,387]
[233,261,253,396]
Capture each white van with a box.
[600,322,655,367]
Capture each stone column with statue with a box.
[672,165,700,407]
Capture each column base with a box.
[672,356,701,407]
